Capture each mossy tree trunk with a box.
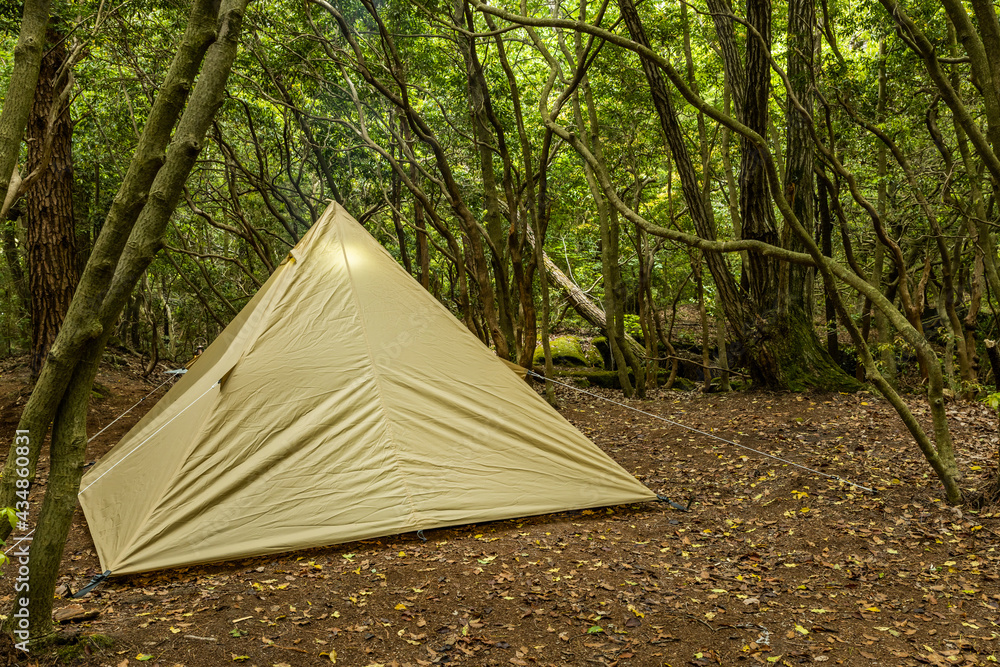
[569,72,645,396]
[0,0,222,540]
[3,0,248,643]
[618,0,856,391]
[0,0,51,200]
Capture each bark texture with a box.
[782,0,814,310]
[26,29,78,377]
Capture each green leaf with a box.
[0,508,17,530]
[136,654,154,661]
[587,625,604,634]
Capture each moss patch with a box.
[534,336,587,366]
[584,345,604,369]
[670,376,697,391]
[48,633,114,662]
[553,369,622,388]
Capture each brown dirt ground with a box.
[1,355,999,667]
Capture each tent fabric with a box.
[79,202,656,575]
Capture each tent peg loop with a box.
[416,530,427,542]
[656,494,693,512]
[71,570,112,598]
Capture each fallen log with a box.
[526,228,645,360]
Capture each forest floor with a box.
[0,354,999,667]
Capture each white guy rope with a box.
[78,379,221,495]
[5,375,180,555]
[527,370,875,493]
[87,376,176,444]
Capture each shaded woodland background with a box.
[2,0,1000,641]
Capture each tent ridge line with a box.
[332,204,424,533]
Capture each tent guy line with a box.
[77,379,222,495]
[524,370,877,494]
[86,376,177,444]
[4,379,179,557]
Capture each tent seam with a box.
[332,204,423,530]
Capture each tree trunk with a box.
[696,254,712,390]
[414,188,430,290]
[572,75,643,396]
[715,303,732,391]
[26,28,78,378]
[0,0,223,538]
[783,0,815,311]
[2,213,29,314]
[738,0,856,390]
[483,12,549,388]
[455,6,517,359]
[0,0,51,199]
[873,40,896,383]
[5,0,246,641]
[616,0,745,335]
[986,340,1000,389]
[389,139,412,274]
[527,225,644,362]
[818,175,839,360]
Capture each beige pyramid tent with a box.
[78,202,655,575]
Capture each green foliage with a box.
[981,393,1000,412]
[623,314,643,340]
[0,507,16,531]
[0,507,16,570]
